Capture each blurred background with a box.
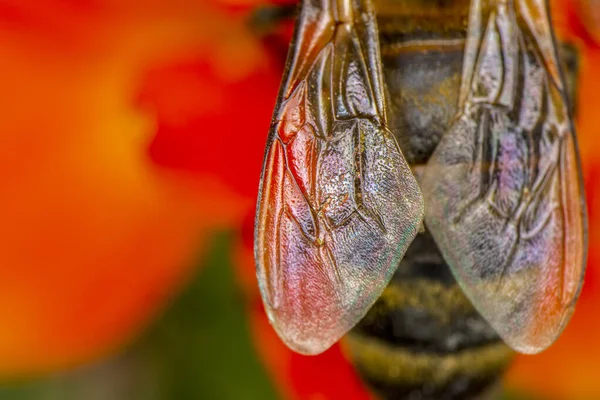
[0,0,599,399]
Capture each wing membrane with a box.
[255,0,424,355]
[421,0,587,354]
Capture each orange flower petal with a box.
[0,0,271,376]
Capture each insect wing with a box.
[421,0,587,354]
[254,0,424,355]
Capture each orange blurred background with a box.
[0,0,598,399]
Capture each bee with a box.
[252,0,587,398]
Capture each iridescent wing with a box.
[254,0,424,355]
[421,0,587,353]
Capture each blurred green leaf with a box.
[141,232,278,400]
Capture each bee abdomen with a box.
[344,332,512,400]
[354,281,501,354]
[344,232,514,400]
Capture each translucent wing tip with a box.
[254,148,424,355]
[421,120,586,355]
[475,272,581,355]
[255,185,424,355]
[500,304,576,355]
[263,301,352,356]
